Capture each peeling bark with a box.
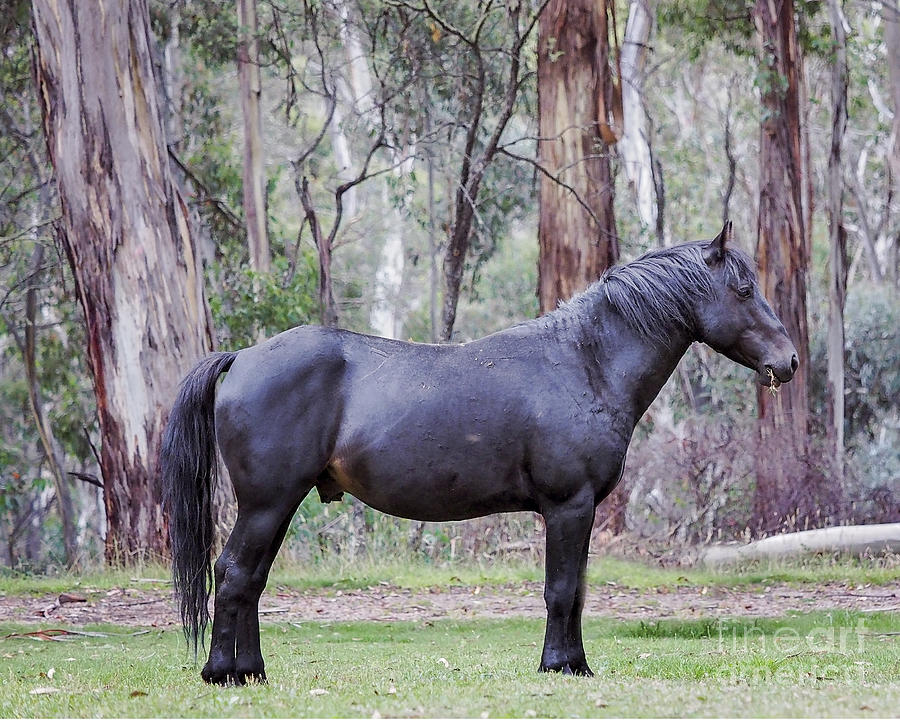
[751,0,815,533]
[32,0,216,563]
[537,0,619,315]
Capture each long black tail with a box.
[161,351,237,654]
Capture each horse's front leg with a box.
[539,489,595,676]
[564,525,594,676]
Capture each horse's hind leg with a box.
[233,508,299,683]
[202,493,308,685]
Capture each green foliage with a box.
[809,284,900,509]
[809,284,900,441]
[657,0,756,60]
[658,0,827,60]
[209,252,320,350]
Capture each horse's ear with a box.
[703,220,731,265]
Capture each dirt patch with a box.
[1,580,898,629]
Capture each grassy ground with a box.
[1,611,897,717]
[2,553,898,597]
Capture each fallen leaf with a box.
[130,691,148,698]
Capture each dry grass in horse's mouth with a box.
[767,367,781,396]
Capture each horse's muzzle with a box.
[761,352,798,386]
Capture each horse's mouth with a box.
[760,365,791,387]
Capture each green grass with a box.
[1,611,897,717]
[2,553,898,598]
[0,566,174,597]
[268,552,900,592]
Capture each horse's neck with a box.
[572,289,693,422]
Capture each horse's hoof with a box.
[538,661,566,674]
[201,662,238,686]
[567,660,594,677]
[539,660,594,677]
[236,669,267,685]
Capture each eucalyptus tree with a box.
[750,0,813,532]
[535,0,619,315]
[32,0,217,562]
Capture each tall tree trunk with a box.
[537,0,622,531]
[826,0,849,481]
[537,0,619,314]
[32,0,216,563]
[750,0,813,533]
[619,0,656,229]
[237,0,269,273]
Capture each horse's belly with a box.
[325,451,533,522]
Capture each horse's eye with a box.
[737,285,753,299]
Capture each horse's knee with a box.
[215,560,254,605]
[213,554,229,586]
[544,578,578,617]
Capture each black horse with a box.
[162,223,798,684]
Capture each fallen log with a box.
[700,523,900,567]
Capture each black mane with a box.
[556,241,756,346]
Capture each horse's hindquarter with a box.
[330,330,632,521]
[214,326,348,507]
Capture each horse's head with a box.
[694,222,798,388]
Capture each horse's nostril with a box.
[790,354,799,373]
